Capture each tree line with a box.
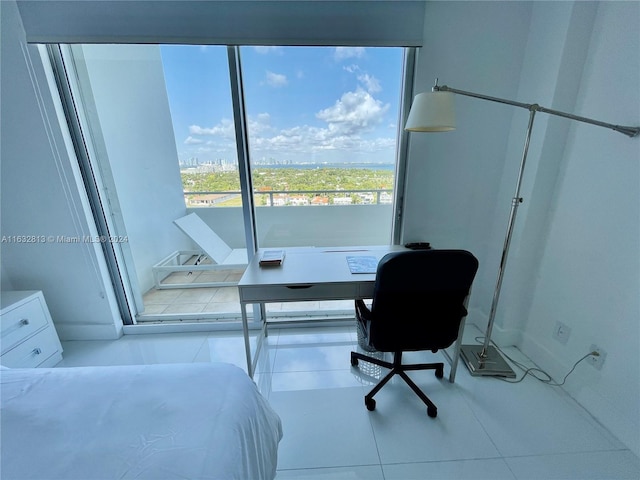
[182,167,394,193]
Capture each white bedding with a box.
[0,363,282,479]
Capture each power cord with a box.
[473,336,599,386]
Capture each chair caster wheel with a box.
[435,366,444,379]
[350,355,359,367]
[427,406,437,418]
[365,397,376,411]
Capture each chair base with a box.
[350,350,443,418]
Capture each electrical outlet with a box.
[553,321,571,344]
[588,344,607,370]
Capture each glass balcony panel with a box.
[240,46,403,248]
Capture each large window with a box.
[165,46,404,247]
[53,44,409,323]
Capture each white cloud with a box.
[248,89,392,156]
[343,64,360,73]
[248,113,275,136]
[253,46,283,55]
[189,119,235,139]
[251,123,395,155]
[265,70,288,87]
[357,73,382,93]
[189,114,275,141]
[184,136,204,144]
[184,88,395,162]
[316,88,389,135]
[334,47,365,61]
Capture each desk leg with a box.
[444,294,471,383]
[241,302,253,378]
[447,317,466,383]
[260,302,267,337]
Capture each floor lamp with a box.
[405,79,639,378]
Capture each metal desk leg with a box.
[447,317,466,383]
[260,302,267,337]
[241,302,253,378]
[443,293,471,383]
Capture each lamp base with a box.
[460,344,517,378]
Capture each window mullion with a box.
[393,47,417,245]
[227,46,258,260]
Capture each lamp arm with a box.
[436,84,640,138]
[536,105,640,138]
[436,84,532,110]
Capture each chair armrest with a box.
[354,299,377,352]
[355,299,373,322]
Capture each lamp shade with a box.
[405,91,456,132]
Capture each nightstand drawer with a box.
[1,297,48,354]
[0,327,60,368]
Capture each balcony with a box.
[183,189,392,208]
[138,189,393,325]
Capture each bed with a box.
[0,362,282,479]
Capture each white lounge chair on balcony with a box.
[152,213,248,289]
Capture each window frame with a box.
[44,43,416,325]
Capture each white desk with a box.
[238,246,465,380]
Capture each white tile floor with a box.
[57,323,640,480]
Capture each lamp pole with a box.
[430,83,639,377]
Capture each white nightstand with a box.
[1,291,63,368]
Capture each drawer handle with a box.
[19,319,30,326]
[32,348,42,355]
[286,285,313,289]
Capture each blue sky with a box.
[160,46,403,165]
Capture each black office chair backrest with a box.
[369,250,479,352]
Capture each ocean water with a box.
[254,163,395,172]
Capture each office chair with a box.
[350,249,479,418]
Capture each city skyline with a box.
[160,46,404,166]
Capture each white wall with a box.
[517,1,640,456]
[1,264,15,292]
[404,0,533,324]
[0,1,122,340]
[490,1,592,344]
[75,45,192,294]
[405,0,639,456]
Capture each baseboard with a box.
[123,321,258,335]
[466,308,522,347]
[55,322,123,341]
[519,330,640,458]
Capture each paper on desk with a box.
[346,256,378,274]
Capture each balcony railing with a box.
[184,189,393,207]
[140,192,394,323]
